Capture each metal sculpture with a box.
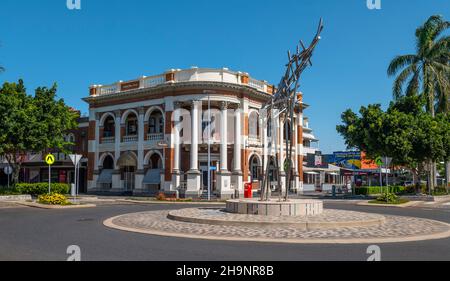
[260,19,323,201]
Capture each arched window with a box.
[268,157,278,182]
[250,155,260,181]
[249,111,259,139]
[103,116,115,137]
[126,113,138,136]
[149,111,164,134]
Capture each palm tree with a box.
[387,15,450,191]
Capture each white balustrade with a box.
[101,136,115,144]
[100,84,118,95]
[147,133,164,141]
[248,78,265,91]
[123,135,138,143]
[143,75,165,88]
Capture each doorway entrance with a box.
[200,161,217,193]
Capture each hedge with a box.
[355,186,406,195]
[15,183,70,196]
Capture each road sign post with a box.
[45,154,55,194]
[4,166,12,189]
[69,154,83,201]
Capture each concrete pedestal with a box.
[226,199,323,216]
[217,172,233,199]
[186,170,201,198]
[231,171,244,197]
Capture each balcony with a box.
[101,136,115,144]
[123,135,138,143]
[247,136,261,147]
[147,133,164,141]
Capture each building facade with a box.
[83,67,312,198]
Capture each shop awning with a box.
[143,169,161,184]
[304,171,319,175]
[97,169,113,184]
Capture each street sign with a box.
[209,166,217,171]
[69,154,83,200]
[69,154,82,166]
[3,166,12,175]
[45,154,55,165]
[375,156,383,167]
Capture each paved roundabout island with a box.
[103,199,450,244]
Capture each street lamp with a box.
[203,90,216,201]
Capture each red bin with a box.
[244,182,253,198]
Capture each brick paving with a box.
[168,208,385,228]
[107,208,450,243]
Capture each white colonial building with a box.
[83,67,315,198]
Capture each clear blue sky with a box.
[0,0,448,153]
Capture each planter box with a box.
[0,195,32,202]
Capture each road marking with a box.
[443,202,450,206]
[424,202,437,205]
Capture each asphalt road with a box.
[0,201,449,261]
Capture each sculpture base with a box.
[225,199,323,216]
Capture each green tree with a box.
[337,96,449,192]
[387,15,450,189]
[0,80,78,183]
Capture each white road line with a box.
[443,202,450,206]
[424,202,437,205]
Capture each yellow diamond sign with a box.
[45,154,55,165]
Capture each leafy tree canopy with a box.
[0,80,78,182]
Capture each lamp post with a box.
[203,90,216,201]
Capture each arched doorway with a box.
[143,151,163,195]
[117,152,137,191]
[97,154,114,189]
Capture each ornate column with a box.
[172,102,182,191]
[186,100,201,197]
[87,110,98,190]
[135,107,145,191]
[219,101,228,172]
[217,101,232,198]
[232,103,243,195]
[112,110,122,189]
[93,112,101,189]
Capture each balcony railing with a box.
[123,135,138,143]
[101,136,115,144]
[247,136,261,147]
[248,78,265,91]
[91,68,273,97]
[147,133,164,141]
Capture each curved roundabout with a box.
[103,199,450,244]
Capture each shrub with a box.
[38,193,71,205]
[0,187,21,195]
[355,186,406,195]
[376,192,399,203]
[16,183,70,196]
